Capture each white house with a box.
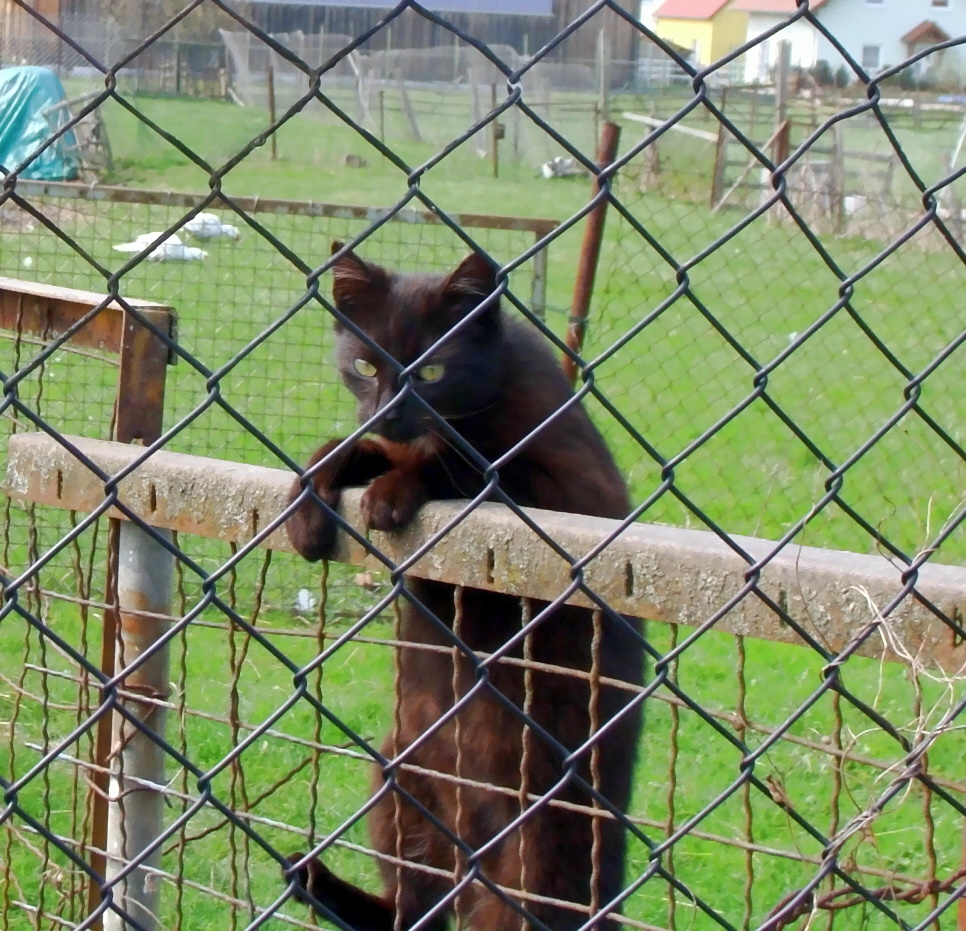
[813,0,966,83]
[639,0,660,32]
[731,0,965,85]
[730,0,828,82]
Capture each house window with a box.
[861,45,881,69]
[865,0,883,5]
[932,0,950,8]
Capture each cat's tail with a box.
[283,851,397,931]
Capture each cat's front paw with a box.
[286,439,349,561]
[290,438,405,559]
[361,470,427,532]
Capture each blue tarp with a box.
[0,66,79,181]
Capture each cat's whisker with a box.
[439,400,500,421]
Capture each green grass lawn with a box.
[4,597,963,931]
[1,84,964,931]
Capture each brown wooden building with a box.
[12,0,643,69]
[250,1,642,69]
[1,0,62,64]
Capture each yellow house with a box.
[653,0,750,67]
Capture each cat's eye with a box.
[353,358,377,378]
[417,363,445,383]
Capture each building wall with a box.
[1,0,60,25]
[654,16,716,64]
[655,9,749,67]
[815,0,966,77]
[7,0,643,78]
[246,0,642,69]
[1,0,63,66]
[709,8,750,62]
[639,0,659,33]
[742,12,821,82]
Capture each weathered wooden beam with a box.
[10,181,560,237]
[0,276,174,357]
[6,432,966,667]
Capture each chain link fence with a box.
[1,2,965,931]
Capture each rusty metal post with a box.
[563,120,621,386]
[103,524,174,931]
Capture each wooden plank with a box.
[12,182,559,237]
[0,277,173,355]
[622,111,717,143]
[712,121,789,214]
[6,432,966,670]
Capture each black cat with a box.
[285,242,644,929]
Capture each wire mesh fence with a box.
[0,182,551,463]
[1,2,965,931]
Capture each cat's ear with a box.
[442,253,497,305]
[329,240,387,314]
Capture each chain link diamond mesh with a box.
[1,2,964,930]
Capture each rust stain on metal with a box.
[6,432,966,671]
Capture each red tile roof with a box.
[654,0,734,19]
[728,0,828,11]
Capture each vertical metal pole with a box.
[103,524,174,931]
[959,821,966,931]
[774,41,792,165]
[490,83,499,180]
[397,70,422,143]
[89,307,173,929]
[711,114,730,210]
[268,64,279,161]
[830,122,845,232]
[563,121,621,386]
[531,235,548,321]
[596,27,610,122]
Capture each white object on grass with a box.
[182,212,241,241]
[540,156,586,180]
[843,194,868,217]
[113,232,208,262]
[295,588,317,612]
